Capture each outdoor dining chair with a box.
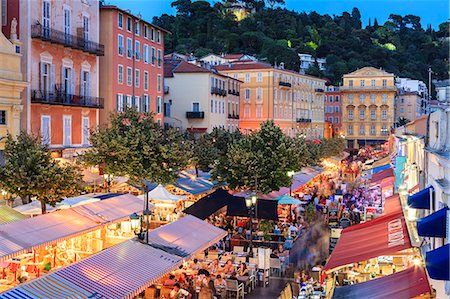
[225,279,244,299]
[270,258,283,277]
[233,246,245,253]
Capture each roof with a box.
[100,5,170,34]
[223,54,244,60]
[0,206,27,225]
[0,240,182,299]
[165,60,241,82]
[324,210,412,271]
[331,267,431,299]
[343,66,395,78]
[0,194,147,261]
[140,184,186,202]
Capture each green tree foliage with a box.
[154,3,448,84]
[396,117,411,127]
[83,108,189,188]
[0,132,83,213]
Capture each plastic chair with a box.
[234,246,245,253]
[270,258,282,277]
[226,279,244,299]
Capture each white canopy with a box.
[141,184,186,202]
[13,200,60,215]
[58,195,100,209]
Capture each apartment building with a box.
[6,0,104,158]
[325,86,342,137]
[199,53,257,66]
[99,5,167,126]
[215,62,326,138]
[395,90,423,123]
[164,60,241,133]
[341,67,397,148]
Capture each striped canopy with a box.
[0,194,148,261]
[0,206,27,225]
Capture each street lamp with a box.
[245,193,257,251]
[103,173,113,193]
[287,171,295,196]
[130,185,152,243]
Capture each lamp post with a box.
[245,192,257,250]
[287,171,295,196]
[130,185,151,243]
[103,173,113,193]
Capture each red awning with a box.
[370,168,394,185]
[332,266,431,299]
[383,194,402,215]
[380,176,395,189]
[325,210,412,271]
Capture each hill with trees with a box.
[153,0,449,85]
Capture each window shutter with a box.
[116,94,119,112]
[50,64,55,93]
[61,65,65,92]
[71,69,76,95]
[87,72,91,97]
[39,62,44,92]
[80,70,85,97]
[131,96,136,108]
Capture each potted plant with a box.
[259,221,273,241]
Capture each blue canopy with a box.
[426,244,450,281]
[417,207,449,238]
[372,164,391,174]
[407,186,433,209]
[395,156,406,187]
[276,195,302,205]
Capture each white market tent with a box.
[139,184,186,202]
[58,195,100,209]
[13,200,60,215]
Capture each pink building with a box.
[325,86,343,137]
[99,5,167,126]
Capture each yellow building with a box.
[341,67,397,148]
[215,62,326,138]
[0,10,27,154]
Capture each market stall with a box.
[0,206,27,225]
[139,184,186,223]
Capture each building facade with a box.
[341,67,397,148]
[0,3,27,154]
[199,53,256,66]
[215,62,326,138]
[395,91,423,123]
[325,86,342,137]
[99,5,166,126]
[164,60,241,133]
[11,0,104,158]
[298,53,326,74]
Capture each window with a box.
[329,96,333,102]
[127,67,132,86]
[245,73,250,83]
[0,110,5,125]
[349,80,353,87]
[382,94,387,104]
[256,106,262,118]
[348,94,353,104]
[62,67,72,95]
[245,89,251,100]
[143,45,149,63]
[210,100,213,113]
[156,97,162,114]
[334,117,339,124]
[144,71,148,90]
[370,94,376,104]
[359,94,365,103]
[134,96,140,111]
[382,110,387,120]
[256,88,262,100]
[135,41,140,60]
[42,1,51,34]
[335,95,339,102]
[144,25,148,38]
[143,95,150,112]
[135,21,140,35]
[244,106,250,118]
[151,47,156,65]
[360,80,365,87]
[41,115,51,145]
[157,50,162,67]
[64,9,70,38]
[359,124,365,135]
[371,79,375,87]
[2,0,7,26]
[127,38,132,58]
[222,102,225,114]
[192,102,200,112]
[126,17,131,31]
[40,62,51,94]
[118,65,123,84]
[150,27,155,41]
[370,124,376,135]
[116,94,124,112]
[126,95,132,108]
[348,110,353,120]
[63,115,72,146]
[81,71,89,97]
[82,116,89,145]
[381,124,388,135]
[335,106,339,113]
[400,107,404,113]
[329,107,334,113]
[135,69,140,87]
[360,110,364,120]
[328,117,333,123]
[400,98,404,104]
[274,106,278,118]
[257,73,262,82]
[118,12,123,28]
[157,75,162,92]
[156,31,161,43]
[348,124,353,135]
[371,110,376,120]
[82,16,89,41]
[382,79,387,87]
[118,34,124,55]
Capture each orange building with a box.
[10,0,104,158]
[215,62,326,138]
[99,5,167,126]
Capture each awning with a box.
[383,194,402,215]
[417,207,449,238]
[58,194,100,209]
[142,184,186,202]
[407,186,433,209]
[0,194,147,261]
[395,156,406,187]
[372,155,391,169]
[372,164,390,174]
[324,211,412,271]
[370,168,394,185]
[0,206,28,224]
[172,170,215,195]
[0,240,182,299]
[13,200,59,215]
[276,195,302,205]
[425,244,450,281]
[226,197,278,221]
[146,215,227,258]
[331,266,431,299]
[183,188,232,220]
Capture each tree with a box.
[0,132,83,213]
[83,108,189,189]
[213,121,301,194]
[266,0,285,9]
[396,117,411,127]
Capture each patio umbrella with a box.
[276,195,302,205]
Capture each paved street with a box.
[246,277,293,299]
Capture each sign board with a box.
[329,228,343,254]
[328,208,339,228]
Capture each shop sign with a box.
[328,208,339,228]
[388,218,405,248]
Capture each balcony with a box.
[31,90,104,109]
[164,86,169,94]
[186,111,205,119]
[210,87,227,97]
[31,25,104,56]
[340,85,397,91]
[279,81,292,88]
[315,88,324,93]
[296,118,312,123]
[228,113,240,119]
[228,89,240,96]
